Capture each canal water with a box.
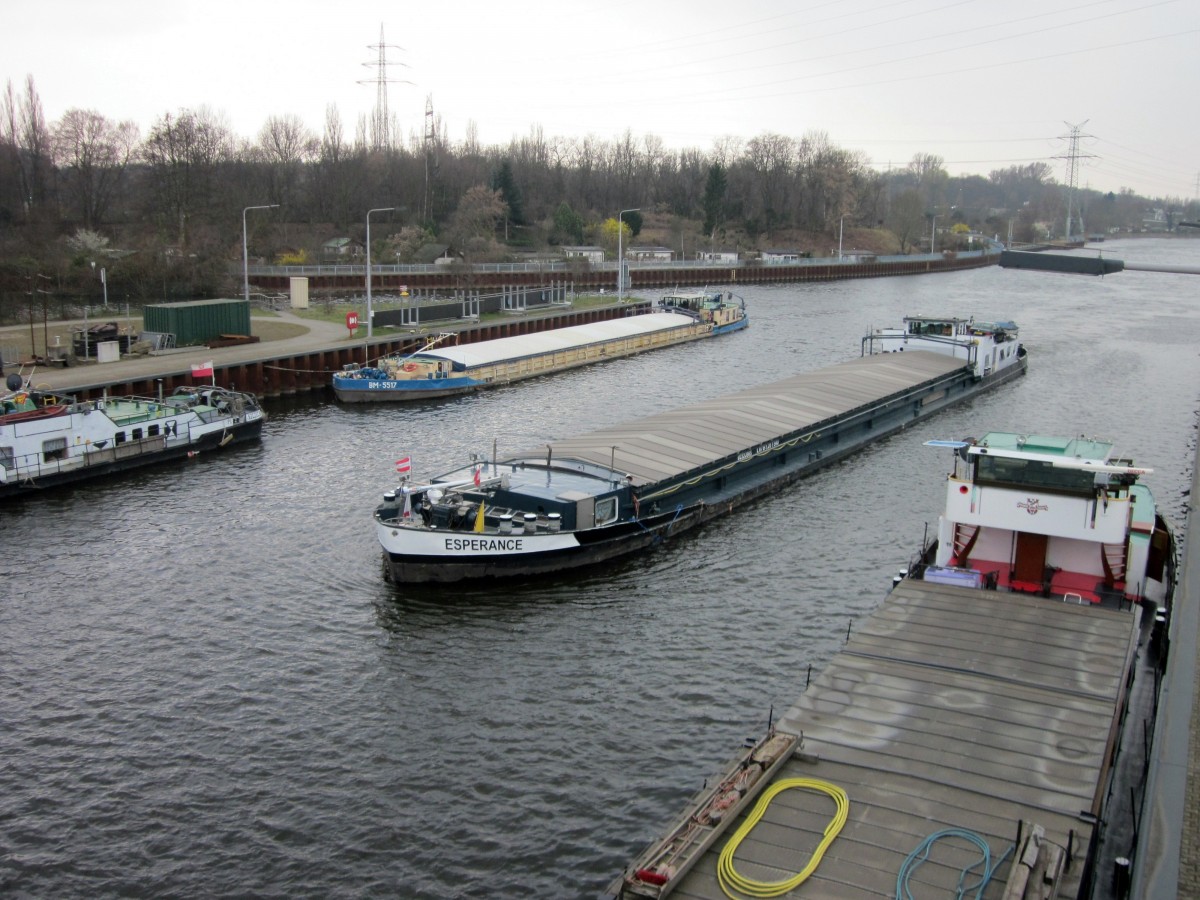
[2,238,1197,898]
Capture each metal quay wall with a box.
[61,301,654,403]
[246,248,999,294]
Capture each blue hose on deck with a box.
[895,829,1014,900]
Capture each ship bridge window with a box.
[909,321,952,335]
[595,496,618,526]
[42,436,67,463]
[974,456,1096,494]
[0,446,13,470]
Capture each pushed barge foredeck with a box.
[615,577,1152,898]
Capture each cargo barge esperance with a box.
[374,315,1026,583]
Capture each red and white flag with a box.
[191,360,214,378]
[401,489,412,519]
[395,456,412,475]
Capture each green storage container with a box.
[143,299,252,347]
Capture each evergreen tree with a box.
[624,209,643,238]
[491,158,524,225]
[553,201,584,244]
[702,163,727,236]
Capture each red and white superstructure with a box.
[925,432,1175,608]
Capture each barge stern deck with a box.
[616,577,1149,898]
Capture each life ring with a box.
[12,392,27,405]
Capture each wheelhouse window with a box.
[0,446,13,470]
[974,455,1098,495]
[594,496,618,526]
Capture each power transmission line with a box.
[357,23,412,152]
[424,95,438,222]
[1054,120,1096,239]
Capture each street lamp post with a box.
[23,274,52,362]
[366,207,396,339]
[243,204,278,303]
[838,216,845,260]
[90,261,109,308]
[617,208,640,302]
[930,214,939,255]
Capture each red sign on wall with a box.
[346,311,359,332]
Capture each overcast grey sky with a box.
[5,0,1198,200]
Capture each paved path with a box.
[4,311,360,394]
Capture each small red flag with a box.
[473,466,481,486]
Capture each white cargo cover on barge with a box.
[334,300,746,402]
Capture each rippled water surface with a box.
[3,238,1198,898]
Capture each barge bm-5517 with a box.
[333,290,748,403]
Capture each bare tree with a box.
[610,129,640,204]
[0,81,25,220]
[257,113,317,209]
[908,151,949,208]
[799,131,865,231]
[1,76,52,219]
[142,108,234,247]
[669,147,706,220]
[743,133,796,234]
[710,135,743,170]
[52,108,139,228]
[259,114,316,166]
[569,135,600,212]
[323,105,345,163]
[853,169,889,230]
[462,120,480,158]
[987,162,1054,211]
[312,104,359,224]
[447,185,505,260]
[887,189,928,253]
[907,152,945,185]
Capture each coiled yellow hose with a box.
[717,778,849,899]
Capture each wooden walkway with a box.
[659,579,1141,899]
